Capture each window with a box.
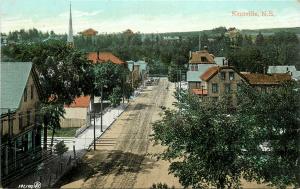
[24,87,27,102]
[229,72,235,80]
[27,111,31,127]
[194,65,198,71]
[225,84,231,93]
[19,113,23,130]
[201,56,207,62]
[220,72,226,80]
[212,83,219,93]
[31,85,34,99]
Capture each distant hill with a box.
[155,27,300,38]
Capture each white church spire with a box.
[67,2,74,47]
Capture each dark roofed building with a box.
[1,62,43,184]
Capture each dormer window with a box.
[201,56,207,62]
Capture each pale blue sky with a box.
[1,0,299,34]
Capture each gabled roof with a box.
[189,50,215,64]
[65,96,90,108]
[200,66,246,82]
[87,52,125,64]
[200,66,220,81]
[241,73,292,85]
[1,62,32,114]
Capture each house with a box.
[79,28,98,37]
[267,65,300,81]
[126,60,149,86]
[61,96,91,128]
[0,62,42,182]
[198,64,292,103]
[241,72,292,92]
[200,65,246,102]
[87,52,126,65]
[186,50,216,94]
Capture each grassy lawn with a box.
[47,127,79,137]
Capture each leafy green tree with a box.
[54,141,69,160]
[255,32,264,46]
[3,40,94,149]
[152,91,250,188]
[237,82,300,188]
[108,86,122,107]
[40,103,65,150]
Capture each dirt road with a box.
[61,78,182,189]
[60,78,274,189]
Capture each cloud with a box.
[58,10,102,18]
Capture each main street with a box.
[61,78,182,188]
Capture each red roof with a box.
[192,89,208,95]
[65,96,90,108]
[200,66,220,81]
[79,28,98,36]
[87,52,125,64]
[242,73,292,85]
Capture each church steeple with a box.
[67,2,74,47]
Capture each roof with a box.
[186,64,216,82]
[65,96,90,108]
[192,89,207,96]
[200,66,220,81]
[267,65,300,80]
[189,50,215,64]
[87,52,125,64]
[242,73,292,85]
[200,65,245,82]
[79,28,98,36]
[1,62,32,114]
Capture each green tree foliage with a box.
[108,86,122,107]
[152,91,250,188]
[54,141,69,159]
[93,62,130,100]
[153,82,300,189]
[2,40,94,104]
[237,82,300,188]
[40,103,65,149]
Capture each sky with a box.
[0,0,299,34]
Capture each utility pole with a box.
[0,110,3,188]
[179,69,182,90]
[199,33,201,51]
[93,110,96,150]
[131,62,134,89]
[100,85,103,133]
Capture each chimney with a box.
[204,46,208,51]
[189,51,192,59]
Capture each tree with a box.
[3,40,94,149]
[40,102,65,150]
[108,86,122,107]
[54,141,68,157]
[152,91,251,188]
[237,82,300,188]
[255,32,264,46]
